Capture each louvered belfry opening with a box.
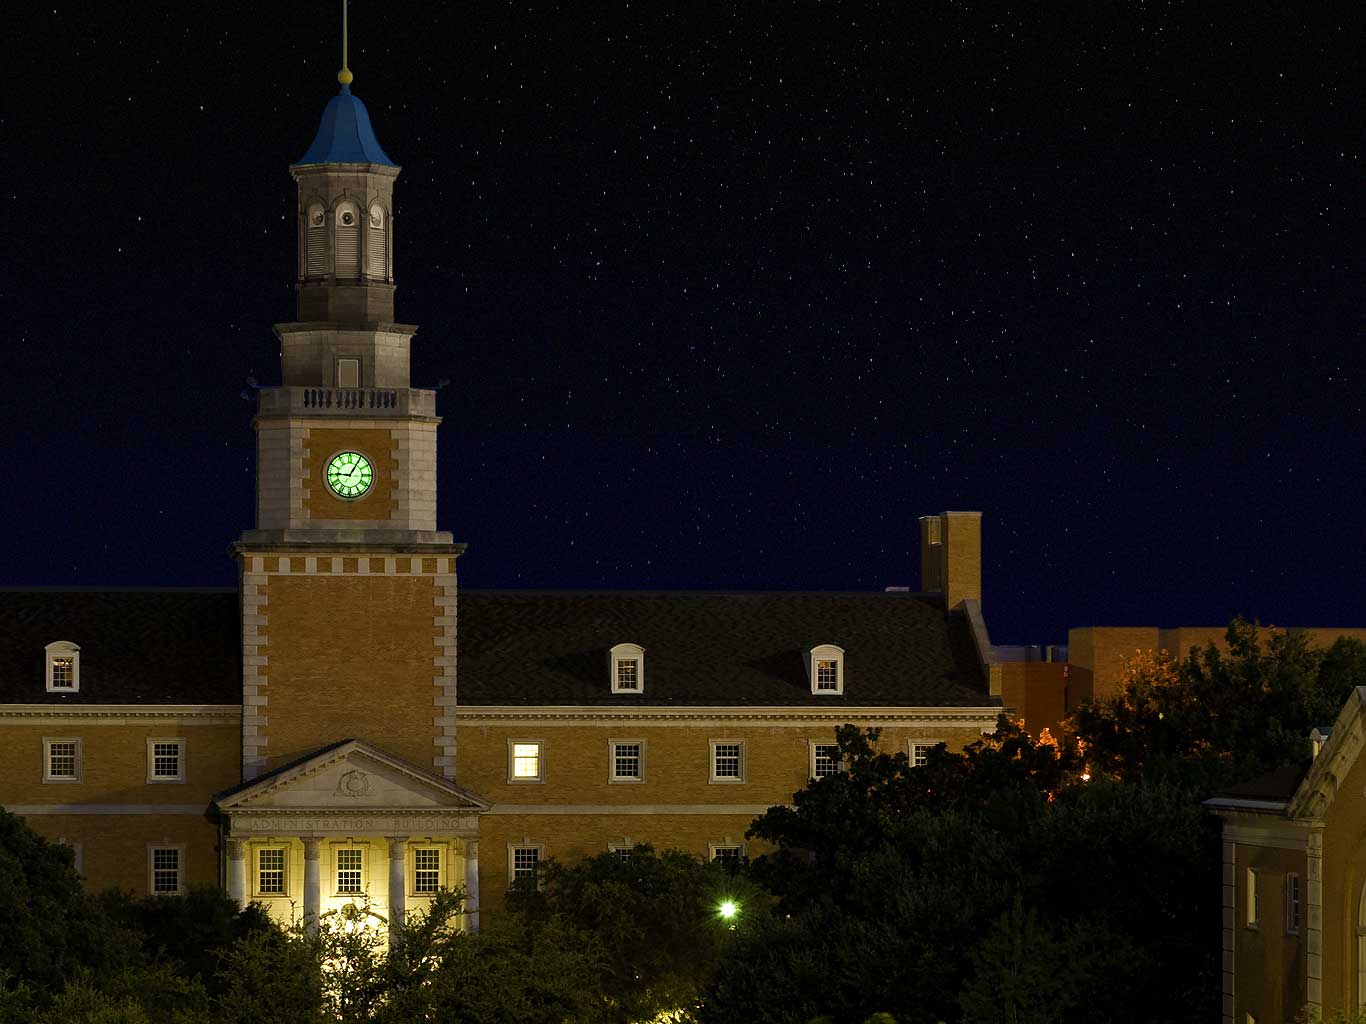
[366,205,387,279]
[335,203,361,278]
[305,205,327,278]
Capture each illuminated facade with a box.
[0,68,1003,932]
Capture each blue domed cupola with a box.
[294,83,396,167]
[286,49,403,325]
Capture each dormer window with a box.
[45,641,80,693]
[609,643,645,694]
[807,644,844,695]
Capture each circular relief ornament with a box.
[326,451,373,499]
[336,770,371,798]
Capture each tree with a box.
[0,808,140,992]
[511,845,763,1022]
[1069,621,1366,791]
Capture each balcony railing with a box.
[255,387,437,418]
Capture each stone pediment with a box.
[216,739,491,814]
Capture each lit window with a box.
[509,740,543,782]
[337,848,364,894]
[812,743,840,778]
[611,741,643,782]
[1285,873,1301,934]
[711,740,744,782]
[510,845,542,888]
[147,739,185,783]
[807,644,844,695]
[150,847,182,895]
[257,848,286,895]
[45,641,81,692]
[413,848,441,894]
[1246,868,1258,928]
[44,738,81,782]
[609,643,646,693]
[911,742,934,768]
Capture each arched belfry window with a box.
[305,205,327,278]
[334,201,361,278]
[366,204,387,279]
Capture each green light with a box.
[326,450,374,499]
[718,900,738,920]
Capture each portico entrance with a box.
[214,740,490,933]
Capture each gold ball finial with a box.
[338,67,354,85]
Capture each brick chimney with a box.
[918,511,982,610]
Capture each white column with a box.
[386,836,407,932]
[463,839,480,934]
[226,838,247,909]
[302,837,321,933]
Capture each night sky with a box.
[3,3,1360,645]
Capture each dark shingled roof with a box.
[0,589,240,705]
[455,590,995,707]
[1214,763,1308,804]
[0,587,995,710]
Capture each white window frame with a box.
[807,644,845,695]
[709,738,746,784]
[1285,872,1301,935]
[609,643,646,694]
[507,738,545,784]
[507,842,546,890]
[334,845,368,897]
[1246,867,1259,928]
[43,737,82,784]
[45,641,80,693]
[146,738,186,784]
[608,839,636,861]
[708,841,745,865]
[410,845,444,897]
[909,739,942,768]
[608,738,646,783]
[147,844,185,896]
[809,740,841,779]
[254,845,289,898]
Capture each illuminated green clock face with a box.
[326,451,374,499]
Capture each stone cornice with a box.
[453,705,1001,725]
[0,704,241,722]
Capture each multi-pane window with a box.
[813,743,840,778]
[612,742,643,781]
[151,848,181,894]
[51,657,75,688]
[511,742,542,781]
[512,846,540,884]
[612,846,633,862]
[616,659,640,690]
[45,739,79,781]
[150,740,184,781]
[911,743,933,768]
[414,848,441,894]
[258,848,286,895]
[712,742,743,781]
[1285,873,1301,934]
[46,642,81,692]
[711,845,743,866]
[815,660,839,690]
[337,849,363,894]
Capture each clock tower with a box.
[233,66,463,782]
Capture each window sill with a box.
[146,778,186,785]
[42,777,81,785]
[506,778,544,785]
[708,778,746,785]
[608,777,645,785]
